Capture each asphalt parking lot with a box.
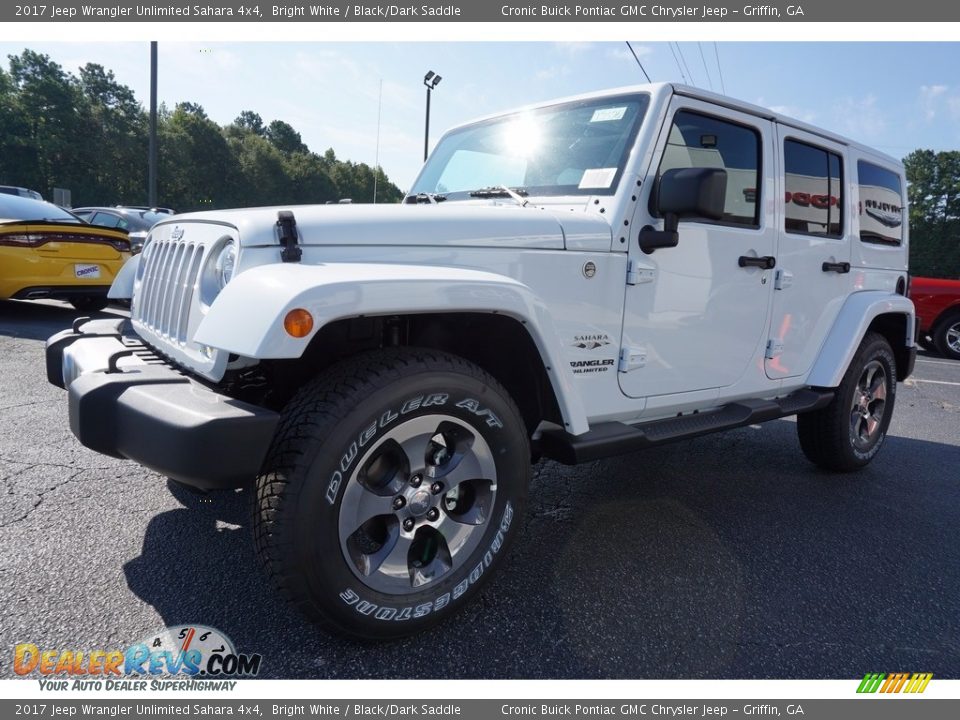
[1,298,958,679]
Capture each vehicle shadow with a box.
[0,298,125,341]
[121,423,960,679]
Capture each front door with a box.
[619,98,776,400]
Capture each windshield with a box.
[0,195,81,223]
[410,93,649,199]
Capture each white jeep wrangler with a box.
[47,83,916,639]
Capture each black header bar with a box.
[1,0,952,23]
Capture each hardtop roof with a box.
[441,82,902,169]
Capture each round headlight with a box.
[214,240,236,289]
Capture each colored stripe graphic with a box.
[906,673,933,693]
[857,673,885,693]
[857,672,932,693]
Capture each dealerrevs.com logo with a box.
[14,625,262,691]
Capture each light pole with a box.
[148,41,158,207]
[423,70,442,162]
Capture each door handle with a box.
[738,255,776,269]
[822,261,851,274]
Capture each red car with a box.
[910,276,960,360]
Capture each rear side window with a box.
[784,139,843,237]
[656,110,761,227]
[857,161,904,246]
[90,212,121,229]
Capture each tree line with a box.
[0,49,404,211]
[903,150,960,278]
[0,50,957,278]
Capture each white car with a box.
[47,83,916,639]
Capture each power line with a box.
[625,41,651,82]
[698,42,714,91]
[675,43,696,87]
[668,42,688,84]
[713,42,726,94]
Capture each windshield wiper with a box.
[405,192,447,205]
[468,186,533,207]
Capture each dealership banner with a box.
[2,0,959,23]
[1,700,960,719]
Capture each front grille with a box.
[134,239,205,345]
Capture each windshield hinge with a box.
[277,210,301,263]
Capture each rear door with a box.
[765,127,851,379]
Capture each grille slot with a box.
[134,239,205,345]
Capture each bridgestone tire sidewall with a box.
[292,370,528,637]
[841,337,897,465]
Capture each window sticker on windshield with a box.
[590,107,627,123]
[579,168,618,189]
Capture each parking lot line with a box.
[905,378,960,387]
[916,358,960,367]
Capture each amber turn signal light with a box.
[283,308,314,338]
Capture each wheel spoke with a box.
[354,488,396,525]
[869,378,886,402]
[865,413,880,437]
[850,407,861,437]
[437,450,490,489]
[367,531,413,581]
[435,512,488,562]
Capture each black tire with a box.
[254,348,529,639]
[932,310,960,361]
[797,332,896,472]
[69,296,108,312]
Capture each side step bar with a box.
[538,389,835,465]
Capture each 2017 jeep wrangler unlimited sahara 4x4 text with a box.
[47,84,916,639]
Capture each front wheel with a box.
[254,348,529,639]
[932,311,960,360]
[797,332,896,472]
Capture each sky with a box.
[1,41,959,191]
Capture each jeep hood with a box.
[151,203,613,252]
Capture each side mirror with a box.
[639,167,728,253]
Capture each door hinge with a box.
[774,268,793,290]
[765,339,784,359]
[619,346,647,372]
[626,259,655,286]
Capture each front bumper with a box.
[46,319,279,490]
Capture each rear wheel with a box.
[254,348,529,639]
[932,311,960,360]
[69,296,108,313]
[797,332,896,471]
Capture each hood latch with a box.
[277,210,302,263]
